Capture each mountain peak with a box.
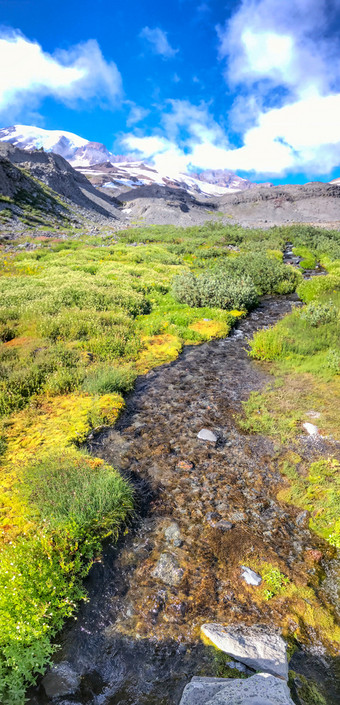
[0,124,259,197]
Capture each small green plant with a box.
[261,565,290,600]
[325,348,340,374]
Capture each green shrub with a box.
[172,271,258,311]
[297,274,340,303]
[326,348,340,374]
[82,364,137,395]
[223,253,301,295]
[300,301,337,327]
[292,246,316,270]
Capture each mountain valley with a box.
[0,124,339,705]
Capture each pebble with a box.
[197,428,217,443]
[240,566,262,586]
[303,422,319,436]
[176,460,194,471]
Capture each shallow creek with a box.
[29,285,339,704]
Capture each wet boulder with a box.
[201,624,288,679]
[42,662,80,698]
[164,522,182,547]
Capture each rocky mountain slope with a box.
[0,143,123,222]
[217,181,340,227]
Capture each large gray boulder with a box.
[201,625,288,679]
[179,674,294,705]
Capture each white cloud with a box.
[0,31,122,120]
[122,1,340,178]
[126,102,150,126]
[213,0,340,175]
[122,88,340,178]
[140,27,178,58]
[217,0,337,98]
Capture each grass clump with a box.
[0,450,133,704]
[278,457,340,547]
[82,364,137,395]
[249,292,340,377]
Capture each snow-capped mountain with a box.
[0,124,257,198]
[0,125,88,161]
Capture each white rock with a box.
[201,624,288,679]
[205,673,294,705]
[241,566,262,586]
[197,428,217,443]
[303,422,319,435]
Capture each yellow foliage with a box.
[0,392,124,541]
[136,333,182,374]
[189,319,229,339]
[4,392,124,466]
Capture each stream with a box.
[28,254,340,705]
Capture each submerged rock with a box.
[201,624,288,679]
[152,552,184,586]
[164,522,182,547]
[197,428,217,443]
[42,662,80,698]
[241,566,262,586]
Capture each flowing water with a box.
[28,254,340,705]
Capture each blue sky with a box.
[1,0,340,183]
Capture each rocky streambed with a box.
[28,287,339,705]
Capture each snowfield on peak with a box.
[0,125,88,160]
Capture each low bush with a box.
[300,301,337,327]
[222,252,301,295]
[172,271,258,311]
[292,246,316,270]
